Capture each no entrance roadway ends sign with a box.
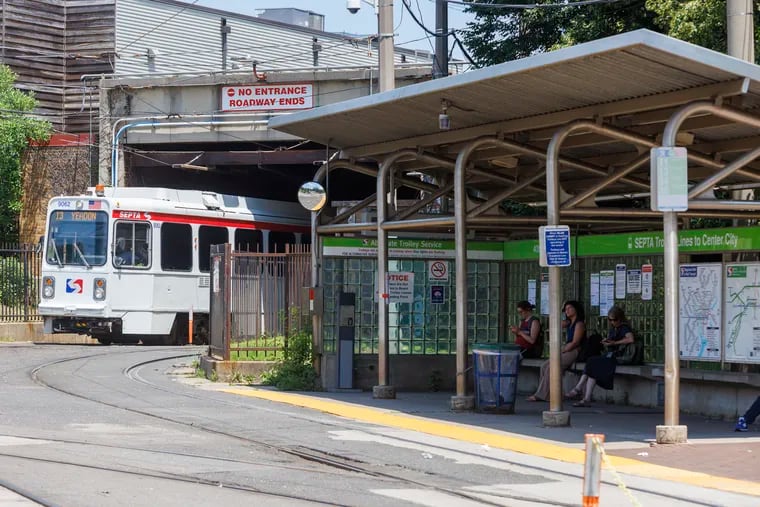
[221,84,313,112]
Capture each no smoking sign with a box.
[428,260,449,282]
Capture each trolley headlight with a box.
[42,276,55,299]
[93,278,106,301]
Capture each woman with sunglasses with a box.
[566,306,634,407]
[526,300,585,402]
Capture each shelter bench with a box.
[518,358,760,419]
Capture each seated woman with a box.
[510,301,542,359]
[566,305,635,407]
[527,300,585,402]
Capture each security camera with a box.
[347,0,361,14]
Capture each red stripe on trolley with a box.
[111,210,308,233]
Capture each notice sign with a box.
[221,84,313,112]
[627,269,642,294]
[641,264,653,301]
[538,225,571,267]
[386,272,414,303]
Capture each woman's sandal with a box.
[525,395,541,402]
[564,388,580,399]
[572,399,591,407]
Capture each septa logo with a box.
[66,279,83,293]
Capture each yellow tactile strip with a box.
[222,388,760,498]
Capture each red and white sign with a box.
[221,84,313,112]
[375,272,414,303]
[428,260,449,282]
[113,210,151,220]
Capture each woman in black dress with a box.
[565,306,634,407]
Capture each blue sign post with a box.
[539,225,571,267]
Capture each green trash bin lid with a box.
[472,343,521,352]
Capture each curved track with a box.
[15,347,731,507]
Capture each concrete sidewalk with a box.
[220,387,760,498]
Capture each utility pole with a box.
[433,0,448,78]
[727,0,755,62]
[378,0,395,91]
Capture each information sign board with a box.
[538,225,571,267]
[650,146,688,211]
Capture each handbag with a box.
[614,341,643,365]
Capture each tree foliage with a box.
[461,0,755,67]
[0,65,50,243]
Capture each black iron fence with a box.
[209,243,311,361]
[0,243,42,322]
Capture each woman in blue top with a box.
[567,306,635,407]
[527,300,585,402]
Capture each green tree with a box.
[0,65,51,243]
[645,0,730,52]
[461,0,754,67]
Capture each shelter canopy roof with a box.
[271,30,760,236]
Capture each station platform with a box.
[220,386,760,500]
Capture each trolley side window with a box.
[269,231,296,253]
[113,221,151,269]
[198,226,228,272]
[46,210,108,266]
[234,229,262,252]
[161,223,192,271]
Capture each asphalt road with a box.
[0,343,755,507]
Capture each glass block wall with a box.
[504,255,665,362]
[581,255,665,363]
[322,256,502,355]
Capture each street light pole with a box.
[378,0,395,91]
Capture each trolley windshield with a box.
[46,210,108,266]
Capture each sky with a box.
[189,0,476,60]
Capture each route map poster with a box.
[679,263,722,361]
[725,263,760,363]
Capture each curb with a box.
[222,386,760,498]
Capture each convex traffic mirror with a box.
[297,181,327,211]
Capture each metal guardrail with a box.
[209,243,311,361]
[0,243,42,322]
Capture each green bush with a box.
[0,256,26,306]
[260,312,318,391]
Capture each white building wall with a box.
[115,0,434,75]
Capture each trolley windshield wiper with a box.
[49,238,62,267]
[72,242,90,268]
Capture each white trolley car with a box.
[39,185,309,345]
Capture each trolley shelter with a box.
[271,29,760,443]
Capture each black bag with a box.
[577,332,603,362]
[615,341,644,365]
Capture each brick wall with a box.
[19,145,94,244]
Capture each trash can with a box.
[473,343,522,413]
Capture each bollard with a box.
[582,433,605,507]
[188,307,194,345]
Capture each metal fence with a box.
[209,243,311,361]
[0,243,42,322]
